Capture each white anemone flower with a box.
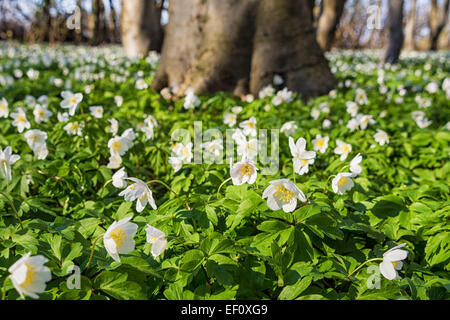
[280,121,297,137]
[33,104,52,123]
[8,252,51,299]
[359,114,375,130]
[103,216,138,262]
[331,172,354,195]
[64,122,84,136]
[239,117,257,137]
[0,146,20,181]
[224,113,237,127]
[107,154,122,169]
[172,142,193,163]
[168,156,183,173]
[230,159,258,185]
[145,225,168,258]
[89,106,104,119]
[346,101,358,117]
[334,140,352,161]
[60,91,83,116]
[350,153,362,175]
[0,98,9,118]
[24,129,47,149]
[262,179,307,213]
[312,134,329,154]
[289,137,316,176]
[118,177,157,212]
[231,106,243,114]
[112,167,128,189]
[11,107,31,133]
[108,118,119,135]
[374,129,389,146]
[379,243,408,280]
[108,136,132,157]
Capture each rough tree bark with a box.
[404,0,417,50]
[383,0,404,64]
[121,0,164,57]
[429,0,450,51]
[152,0,335,100]
[316,0,347,51]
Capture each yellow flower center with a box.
[71,97,77,104]
[110,228,126,248]
[337,176,348,187]
[274,185,294,202]
[18,115,26,123]
[392,261,398,268]
[317,139,324,148]
[342,145,349,153]
[38,110,45,117]
[248,122,254,128]
[301,159,309,166]
[0,103,6,110]
[21,264,36,286]
[112,140,123,151]
[240,164,253,176]
[150,236,157,243]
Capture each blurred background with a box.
[0,0,448,51]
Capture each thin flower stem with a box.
[348,258,384,278]
[3,163,10,193]
[167,235,189,250]
[323,174,336,193]
[216,177,232,199]
[293,165,297,184]
[340,165,350,173]
[1,275,10,300]
[97,179,112,195]
[86,233,105,272]
[0,191,23,230]
[146,179,191,210]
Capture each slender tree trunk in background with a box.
[316,0,347,51]
[92,0,101,44]
[121,0,164,57]
[152,0,335,100]
[383,0,404,64]
[404,0,417,50]
[42,0,51,42]
[109,0,119,43]
[429,0,450,51]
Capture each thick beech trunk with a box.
[429,0,450,51]
[316,0,347,51]
[121,0,164,57]
[383,0,404,64]
[153,0,335,100]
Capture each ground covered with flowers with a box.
[0,43,449,300]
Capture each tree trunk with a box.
[383,0,404,64]
[152,0,335,100]
[316,0,347,51]
[429,0,450,51]
[404,0,416,50]
[42,0,51,42]
[121,0,164,57]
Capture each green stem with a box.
[146,179,191,210]
[348,258,383,278]
[293,164,297,184]
[4,163,9,193]
[2,275,10,300]
[86,233,105,272]
[216,177,232,199]
[323,174,336,193]
[0,191,23,230]
[98,179,112,195]
[340,165,350,173]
